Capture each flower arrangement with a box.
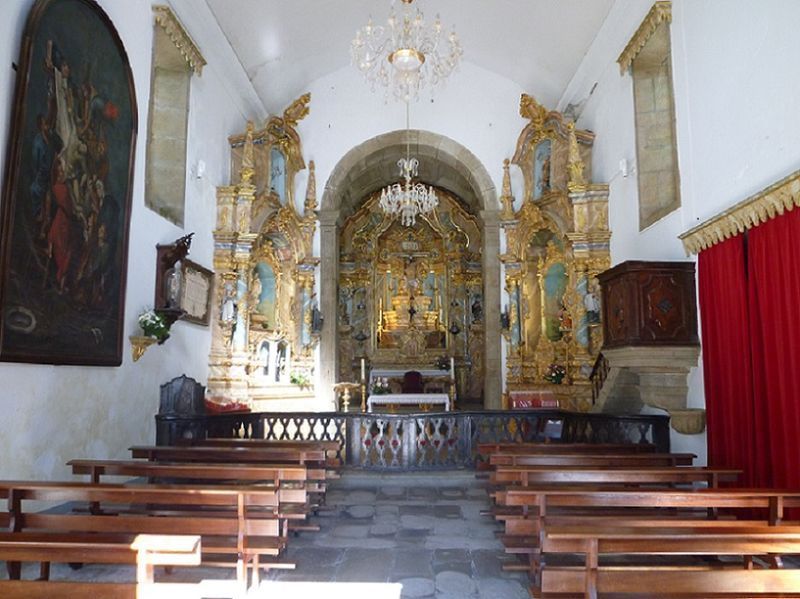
[138,309,171,344]
[289,371,311,388]
[544,362,567,385]
[371,377,391,395]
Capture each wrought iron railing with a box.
[156,409,670,470]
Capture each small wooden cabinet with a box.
[598,261,699,348]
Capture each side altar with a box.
[500,95,611,411]
[207,95,322,410]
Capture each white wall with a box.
[0,0,259,480]
[295,62,527,216]
[559,0,800,460]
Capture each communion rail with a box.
[155,410,670,470]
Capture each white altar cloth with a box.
[367,393,451,412]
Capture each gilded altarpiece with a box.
[502,95,611,410]
[208,95,320,406]
[339,190,485,403]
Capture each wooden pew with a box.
[68,458,315,532]
[0,533,201,599]
[129,445,331,502]
[501,487,800,572]
[479,442,657,456]
[0,481,285,588]
[489,452,695,468]
[200,439,342,467]
[539,524,800,598]
[69,458,316,496]
[476,442,657,470]
[488,467,738,523]
[491,466,739,489]
[130,445,327,465]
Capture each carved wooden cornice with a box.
[679,169,800,255]
[617,1,672,74]
[153,5,207,76]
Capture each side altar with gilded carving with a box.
[501,95,611,411]
[207,95,321,409]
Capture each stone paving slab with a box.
[267,470,529,597]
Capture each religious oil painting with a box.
[270,146,287,204]
[543,262,568,342]
[533,139,552,200]
[0,0,136,365]
[253,261,277,328]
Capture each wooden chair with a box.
[401,370,424,393]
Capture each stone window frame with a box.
[145,6,206,226]
[618,1,681,231]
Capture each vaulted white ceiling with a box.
[205,0,614,114]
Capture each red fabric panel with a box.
[698,236,758,487]
[747,207,800,490]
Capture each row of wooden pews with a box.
[1,438,337,598]
[480,441,800,598]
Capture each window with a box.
[620,2,680,230]
[145,6,205,226]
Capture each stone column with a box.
[481,209,503,409]
[318,210,340,409]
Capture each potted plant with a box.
[289,371,312,389]
[138,309,172,344]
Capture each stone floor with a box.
[262,471,529,598]
[8,470,529,598]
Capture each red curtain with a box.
[698,235,758,487]
[699,207,800,491]
[747,207,800,490]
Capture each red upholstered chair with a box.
[401,371,424,394]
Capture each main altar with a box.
[337,186,485,405]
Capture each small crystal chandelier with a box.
[380,157,438,227]
[379,104,438,227]
[351,0,463,103]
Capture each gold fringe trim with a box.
[679,169,800,255]
[617,2,672,74]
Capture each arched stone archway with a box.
[318,130,503,409]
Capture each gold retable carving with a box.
[617,1,672,74]
[679,168,800,255]
[153,5,207,76]
[503,95,610,411]
[338,187,485,402]
[209,95,318,405]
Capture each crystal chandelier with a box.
[380,157,438,227]
[378,104,438,227]
[351,0,463,102]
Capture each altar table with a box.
[367,393,451,412]
[368,368,450,386]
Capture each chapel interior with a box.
[0,0,799,597]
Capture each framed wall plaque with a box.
[0,0,137,365]
[180,259,213,325]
